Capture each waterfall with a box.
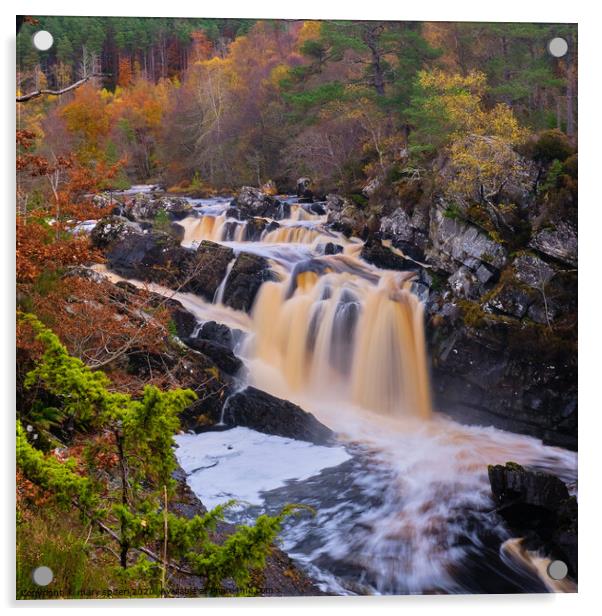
[244,262,431,420]
[213,258,236,305]
[180,212,339,249]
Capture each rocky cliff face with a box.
[328,142,577,450]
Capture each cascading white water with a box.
[98,193,577,594]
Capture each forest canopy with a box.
[17,17,577,192]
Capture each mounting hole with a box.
[32,566,54,586]
[32,30,54,51]
[548,37,568,58]
[547,560,568,580]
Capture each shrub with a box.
[531,129,574,164]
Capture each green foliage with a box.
[539,159,564,195]
[17,421,98,513]
[532,129,574,163]
[443,203,463,220]
[185,505,310,596]
[153,208,171,233]
[17,314,305,596]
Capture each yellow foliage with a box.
[416,69,527,146]
[269,64,290,88]
[297,21,323,45]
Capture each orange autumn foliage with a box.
[117,54,133,88]
[16,215,102,286]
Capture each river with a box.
[97,192,577,595]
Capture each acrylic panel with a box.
[16,15,577,599]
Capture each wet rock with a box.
[158,196,194,220]
[128,343,228,427]
[475,264,495,285]
[183,337,243,376]
[106,232,194,286]
[322,242,344,255]
[296,177,314,203]
[195,321,235,349]
[529,222,577,267]
[90,215,141,248]
[222,252,275,312]
[428,314,577,449]
[379,207,414,244]
[512,254,556,288]
[488,462,577,579]
[428,203,508,273]
[222,386,334,445]
[360,236,415,271]
[126,193,193,222]
[244,217,270,241]
[527,301,559,325]
[230,186,290,220]
[188,241,235,301]
[483,282,536,319]
[166,301,198,339]
[170,221,186,243]
[325,194,367,236]
[308,202,326,215]
[489,462,569,509]
[448,266,481,300]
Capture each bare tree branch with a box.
[16,74,104,103]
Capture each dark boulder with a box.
[91,215,141,248]
[166,301,198,339]
[244,217,269,241]
[488,462,577,578]
[222,386,334,445]
[308,202,326,215]
[230,186,290,220]
[183,337,243,376]
[428,313,577,449]
[325,194,367,237]
[170,221,186,243]
[482,281,537,319]
[296,177,312,197]
[298,189,314,204]
[322,242,344,255]
[127,343,229,429]
[106,232,194,286]
[360,236,417,272]
[222,252,275,312]
[529,222,577,267]
[127,193,193,222]
[194,320,244,350]
[187,241,235,300]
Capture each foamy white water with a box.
[174,427,351,510]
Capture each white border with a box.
[3,1,600,614]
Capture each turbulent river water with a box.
[98,191,577,595]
